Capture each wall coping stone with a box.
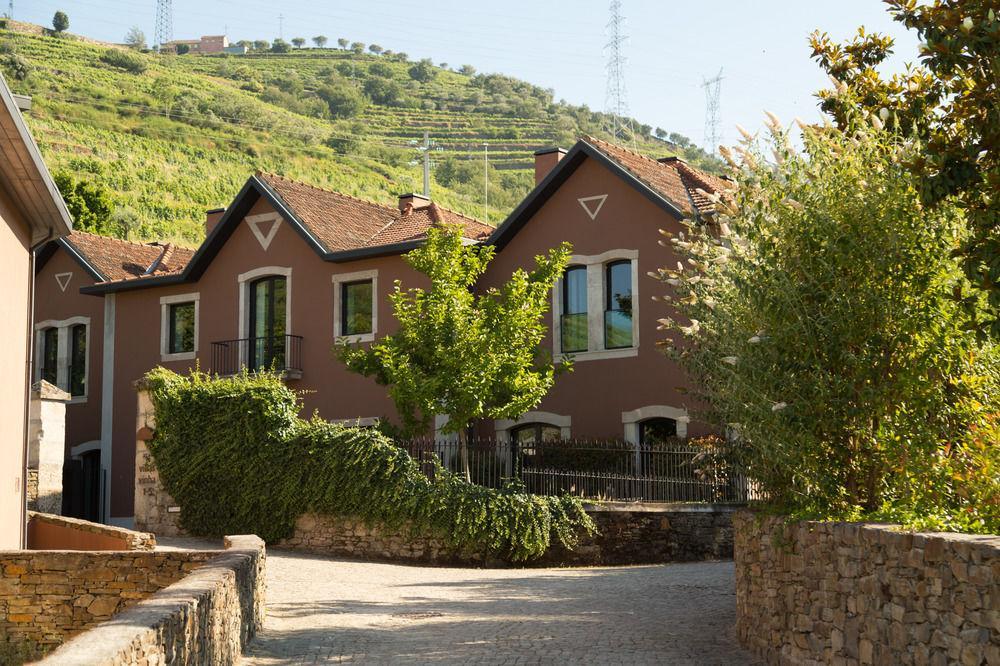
[27,511,156,551]
[31,380,70,402]
[37,535,265,666]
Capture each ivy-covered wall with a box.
[140,369,596,562]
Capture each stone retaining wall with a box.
[26,512,155,551]
[0,549,214,650]
[733,512,999,665]
[277,503,737,566]
[39,535,266,666]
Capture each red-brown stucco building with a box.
[34,136,726,527]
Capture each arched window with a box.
[560,265,588,352]
[511,423,563,446]
[605,260,633,349]
[639,417,677,445]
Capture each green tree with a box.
[350,41,365,55]
[337,225,571,479]
[54,172,115,235]
[312,35,327,48]
[408,58,436,83]
[124,26,146,50]
[175,43,190,55]
[337,37,349,49]
[291,37,306,49]
[51,11,69,34]
[252,39,270,51]
[270,38,291,54]
[459,64,476,76]
[654,116,999,531]
[368,43,383,55]
[811,2,1000,335]
[363,76,402,105]
[317,80,367,118]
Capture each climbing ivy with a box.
[144,367,596,561]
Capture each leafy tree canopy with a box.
[655,117,999,533]
[54,171,116,235]
[312,35,327,48]
[811,1,1000,335]
[408,58,436,83]
[52,11,69,33]
[338,224,571,440]
[124,26,146,50]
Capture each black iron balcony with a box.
[211,334,303,378]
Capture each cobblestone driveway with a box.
[240,548,757,665]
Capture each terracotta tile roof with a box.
[582,136,731,216]
[257,173,491,252]
[63,231,194,282]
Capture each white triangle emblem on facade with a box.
[55,272,73,292]
[577,194,608,221]
[247,214,282,251]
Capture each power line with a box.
[702,67,723,156]
[603,0,635,150]
[154,0,172,48]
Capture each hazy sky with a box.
[20,0,921,149]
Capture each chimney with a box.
[397,193,431,214]
[534,147,566,185]
[205,207,226,235]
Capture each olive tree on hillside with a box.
[337,225,571,480]
[291,37,306,49]
[312,35,327,48]
[124,26,147,50]
[52,11,69,34]
[654,116,1000,533]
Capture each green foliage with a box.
[51,11,68,34]
[0,27,716,245]
[408,58,436,83]
[175,43,190,55]
[338,224,571,438]
[291,37,306,49]
[312,35,327,48]
[144,367,596,560]
[124,26,147,51]
[99,48,147,74]
[317,79,367,118]
[270,39,291,54]
[53,171,116,235]
[655,117,1000,534]
[811,2,1000,335]
[1,52,30,80]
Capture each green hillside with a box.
[0,24,719,245]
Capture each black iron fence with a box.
[398,438,750,503]
[211,334,303,376]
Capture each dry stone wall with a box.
[0,549,214,649]
[276,503,737,566]
[39,535,266,666]
[734,512,999,666]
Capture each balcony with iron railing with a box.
[211,334,303,378]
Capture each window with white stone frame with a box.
[332,269,378,343]
[34,316,90,401]
[552,249,639,362]
[159,293,200,362]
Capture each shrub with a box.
[655,117,1000,534]
[270,38,291,54]
[2,53,30,80]
[144,368,596,560]
[408,58,436,83]
[99,48,147,74]
[362,76,402,105]
[316,79,367,118]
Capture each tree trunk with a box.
[458,427,471,483]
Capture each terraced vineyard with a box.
[2,24,718,244]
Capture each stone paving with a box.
[236,546,758,665]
